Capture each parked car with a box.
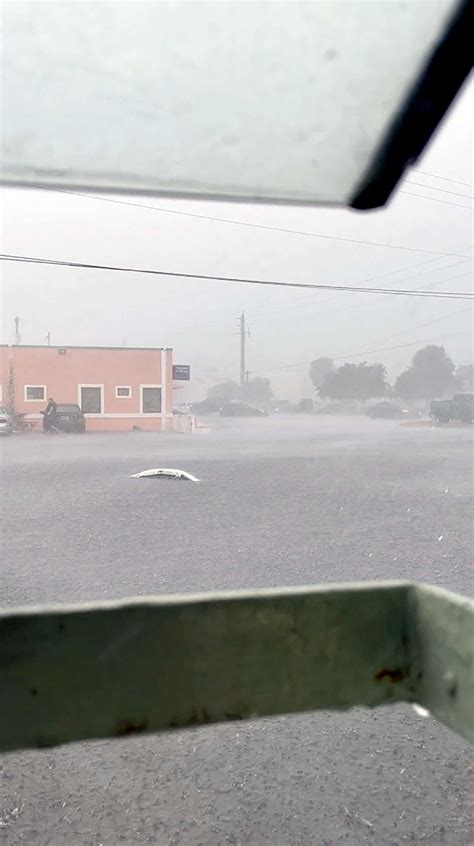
[191,397,225,414]
[298,398,314,413]
[220,402,267,417]
[45,403,86,433]
[430,393,474,424]
[269,400,292,413]
[367,401,408,420]
[0,406,13,435]
[317,402,365,415]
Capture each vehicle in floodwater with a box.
[367,401,408,420]
[220,401,267,417]
[430,393,474,424]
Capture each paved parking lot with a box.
[1,417,473,844]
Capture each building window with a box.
[79,385,103,414]
[25,385,46,402]
[141,385,162,414]
[115,386,131,398]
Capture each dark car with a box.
[0,406,13,436]
[367,401,407,420]
[191,397,225,414]
[51,404,86,432]
[220,402,267,417]
[430,393,474,424]
[317,402,364,415]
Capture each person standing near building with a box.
[43,397,57,431]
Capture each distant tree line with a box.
[207,377,273,405]
[309,346,473,401]
[206,346,473,406]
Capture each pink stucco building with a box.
[0,345,173,431]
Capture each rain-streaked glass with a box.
[1,0,458,204]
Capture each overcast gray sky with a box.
[1,78,472,400]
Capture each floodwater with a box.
[1,416,473,844]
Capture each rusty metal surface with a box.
[0,581,472,752]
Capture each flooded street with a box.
[2,4,473,842]
[1,417,473,845]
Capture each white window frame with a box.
[24,385,46,402]
[140,384,162,415]
[115,385,132,399]
[78,383,104,415]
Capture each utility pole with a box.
[14,316,21,345]
[7,353,15,413]
[239,312,246,387]
[237,312,250,388]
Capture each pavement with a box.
[0,415,473,845]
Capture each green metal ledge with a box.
[0,581,472,752]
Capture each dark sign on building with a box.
[172,364,191,381]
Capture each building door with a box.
[80,386,102,413]
[141,386,162,413]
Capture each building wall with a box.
[0,346,9,405]
[0,346,173,431]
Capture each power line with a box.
[256,330,473,374]
[249,265,472,325]
[264,308,473,372]
[1,253,473,300]
[246,274,472,341]
[311,271,472,320]
[321,304,473,359]
[244,239,472,330]
[244,258,472,366]
[252,301,473,373]
[247,243,472,326]
[332,330,473,362]
[417,271,472,292]
[398,190,473,209]
[403,179,473,199]
[251,268,473,327]
[28,185,471,258]
[13,182,473,330]
[356,250,472,288]
[411,169,473,189]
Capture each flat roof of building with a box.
[4,344,172,351]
